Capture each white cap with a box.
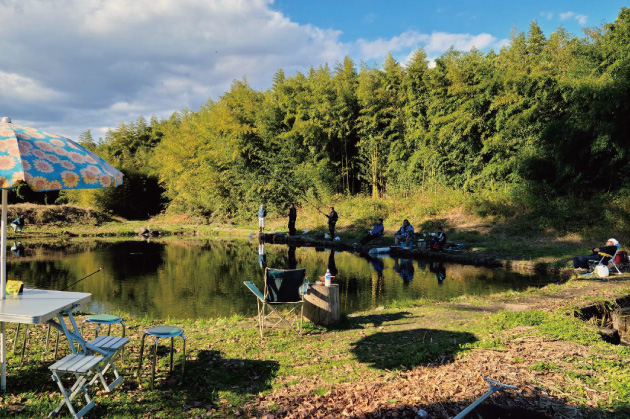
[608,238,619,246]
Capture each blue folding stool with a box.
[136,326,186,389]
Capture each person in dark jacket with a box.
[325,207,338,239]
[394,219,414,247]
[573,238,619,269]
[429,226,447,251]
[287,203,297,236]
[360,218,384,245]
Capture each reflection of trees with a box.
[6,240,555,319]
[8,261,75,290]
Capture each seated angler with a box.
[573,238,619,270]
[360,218,384,245]
[394,219,414,249]
[429,226,447,251]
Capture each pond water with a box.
[6,238,556,319]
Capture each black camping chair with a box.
[244,268,307,338]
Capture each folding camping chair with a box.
[53,306,130,392]
[589,245,622,275]
[244,268,308,338]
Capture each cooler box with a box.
[615,251,627,264]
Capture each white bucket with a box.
[595,265,610,278]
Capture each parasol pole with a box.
[1,188,6,299]
[1,188,6,390]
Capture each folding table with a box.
[0,288,91,390]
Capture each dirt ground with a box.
[245,279,630,419]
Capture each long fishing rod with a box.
[60,267,104,291]
[302,195,327,216]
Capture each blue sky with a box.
[0,0,625,139]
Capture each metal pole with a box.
[1,188,7,390]
[1,188,6,299]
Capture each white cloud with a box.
[560,11,588,25]
[357,30,497,62]
[357,31,429,60]
[540,11,554,20]
[0,0,503,139]
[425,32,497,52]
[0,0,347,138]
[0,71,63,102]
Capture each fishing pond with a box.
[6,239,556,319]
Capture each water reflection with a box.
[394,258,415,284]
[258,238,266,269]
[430,262,446,284]
[11,241,25,257]
[6,239,556,320]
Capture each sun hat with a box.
[608,238,619,246]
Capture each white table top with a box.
[0,288,91,324]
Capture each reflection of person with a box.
[328,250,338,276]
[360,218,384,245]
[394,258,415,283]
[258,240,266,269]
[369,258,384,275]
[429,262,446,283]
[288,246,297,270]
[429,226,447,251]
[10,241,24,257]
[394,219,414,247]
[11,215,25,233]
[258,205,267,232]
[324,207,338,239]
[287,203,297,236]
[573,238,619,269]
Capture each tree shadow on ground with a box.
[351,328,477,370]
[334,311,413,329]
[3,347,279,418]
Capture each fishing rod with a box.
[302,195,327,216]
[60,267,104,291]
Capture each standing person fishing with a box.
[257,204,267,232]
[287,203,297,236]
[324,207,338,240]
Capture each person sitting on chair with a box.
[360,218,384,245]
[11,215,25,233]
[573,238,619,270]
[429,226,447,251]
[394,219,414,247]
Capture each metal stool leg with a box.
[54,330,60,359]
[151,337,159,390]
[121,321,126,363]
[169,337,174,372]
[19,324,28,365]
[45,324,51,351]
[13,323,21,353]
[136,333,147,379]
[181,335,186,382]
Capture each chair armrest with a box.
[244,281,265,302]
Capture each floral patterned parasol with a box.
[0,122,123,191]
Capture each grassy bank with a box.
[2,279,630,418]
